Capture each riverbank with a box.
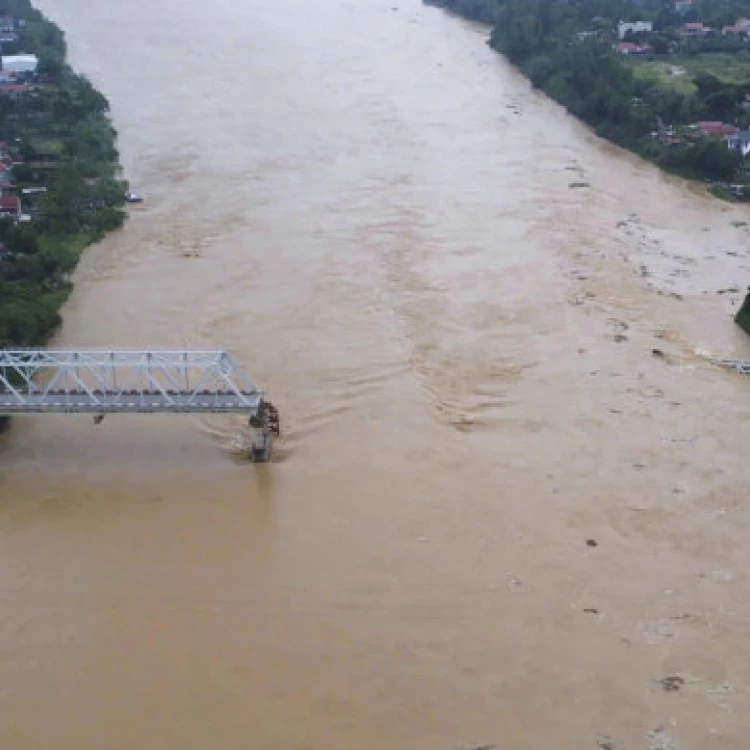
[0,0,127,352]
[0,1,126,430]
[426,0,750,336]
[425,0,749,188]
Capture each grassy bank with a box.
[0,0,127,429]
[627,54,750,98]
[0,0,127,350]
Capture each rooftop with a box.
[0,196,20,210]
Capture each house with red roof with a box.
[697,121,739,139]
[0,83,29,100]
[0,195,21,218]
[723,18,750,36]
[615,41,652,55]
[678,22,710,38]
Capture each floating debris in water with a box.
[658,675,685,693]
[646,726,677,750]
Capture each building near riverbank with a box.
[697,121,739,140]
[0,195,21,218]
[677,22,710,38]
[616,41,652,55]
[618,21,652,40]
[728,130,750,157]
[722,18,750,36]
[1,54,37,73]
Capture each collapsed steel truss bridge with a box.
[0,349,278,461]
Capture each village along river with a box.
[2,0,750,747]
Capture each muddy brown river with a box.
[1,1,750,747]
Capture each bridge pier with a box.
[248,399,280,463]
[249,426,273,463]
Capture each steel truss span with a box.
[0,349,278,461]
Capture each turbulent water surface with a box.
[1,1,750,748]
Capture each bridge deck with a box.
[0,390,260,414]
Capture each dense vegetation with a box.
[0,0,126,351]
[427,0,750,180]
[737,290,750,333]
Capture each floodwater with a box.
[1,1,750,747]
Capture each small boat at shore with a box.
[124,191,143,203]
